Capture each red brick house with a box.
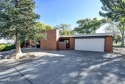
[40,29,114,52]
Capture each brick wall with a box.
[105,36,113,52]
[58,42,66,50]
[58,37,75,50]
[69,37,74,50]
[40,29,59,50]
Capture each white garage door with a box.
[75,38,105,52]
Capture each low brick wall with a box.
[58,42,66,50]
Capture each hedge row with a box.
[0,44,15,52]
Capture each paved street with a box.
[0,49,125,84]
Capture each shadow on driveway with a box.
[0,49,125,84]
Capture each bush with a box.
[20,40,24,48]
[113,35,121,44]
[3,45,12,51]
[0,43,13,52]
[0,44,6,51]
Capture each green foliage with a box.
[28,22,54,40]
[59,30,74,35]
[3,45,12,51]
[0,0,39,41]
[74,18,107,34]
[99,0,125,21]
[35,22,54,31]
[20,40,24,48]
[99,0,125,33]
[0,44,7,51]
[55,24,74,35]
[0,0,41,55]
[113,35,122,44]
[100,0,125,46]
[45,25,54,31]
[104,19,119,33]
[0,44,13,51]
[55,24,71,30]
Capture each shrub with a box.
[113,35,122,44]
[0,44,13,52]
[3,45,12,51]
[20,40,24,48]
[0,44,7,51]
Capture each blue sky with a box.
[35,0,103,29]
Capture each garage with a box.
[41,29,113,52]
[75,38,105,52]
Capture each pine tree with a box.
[0,0,39,59]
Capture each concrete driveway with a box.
[0,49,125,84]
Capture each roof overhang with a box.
[59,33,115,38]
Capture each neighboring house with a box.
[40,29,114,52]
[24,40,39,48]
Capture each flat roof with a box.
[59,33,115,38]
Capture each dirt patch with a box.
[7,53,36,59]
[113,47,125,54]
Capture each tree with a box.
[55,24,73,35]
[104,20,119,33]
[0,0,39,59]
[100,0,125,46]
[99,0,125,21]
[35,22,54,32]
[74,18,107,34]
[114,35,121,44]
[30,22,54,40]
[45,25,54,31]
[116,20,125,46]
[104,24,118,33]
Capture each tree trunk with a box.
[16,33,22,59]
[121,33,124,46]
